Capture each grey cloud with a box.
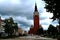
[41,23,49,25]
[52,20,58,25]
[0,0,51,30]
[40,17,46,20]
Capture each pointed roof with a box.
[35,3,38,11]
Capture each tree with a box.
[47,24,58,36]
[3,17,18,36]
[36,27,44,35]
[43,0,60,25]
[56,25,60,35]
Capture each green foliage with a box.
[43,0,60,24]
[3,17,18,36]
[47,24,58,36]
[36,27,44,35]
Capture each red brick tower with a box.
[33,3,40,34]
[28,3,40,34]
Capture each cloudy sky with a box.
[0,0,58,31]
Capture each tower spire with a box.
[35,3,38,11]
[34,3,39,15]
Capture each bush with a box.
[23,34,27,36]
[57,35,60,40]
[0,35,19,39]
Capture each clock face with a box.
[34,12,39,15]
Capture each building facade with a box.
[18,28,23,34]
[0,16,5,33]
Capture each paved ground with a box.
[0,36,57,40]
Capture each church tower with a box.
[33,3,40,34]
[28,3,40,34]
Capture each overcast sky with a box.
[0,0,58,31]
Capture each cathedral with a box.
[28,3,40,34]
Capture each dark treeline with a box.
[41,0,60,39]
[36,24,60,39]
